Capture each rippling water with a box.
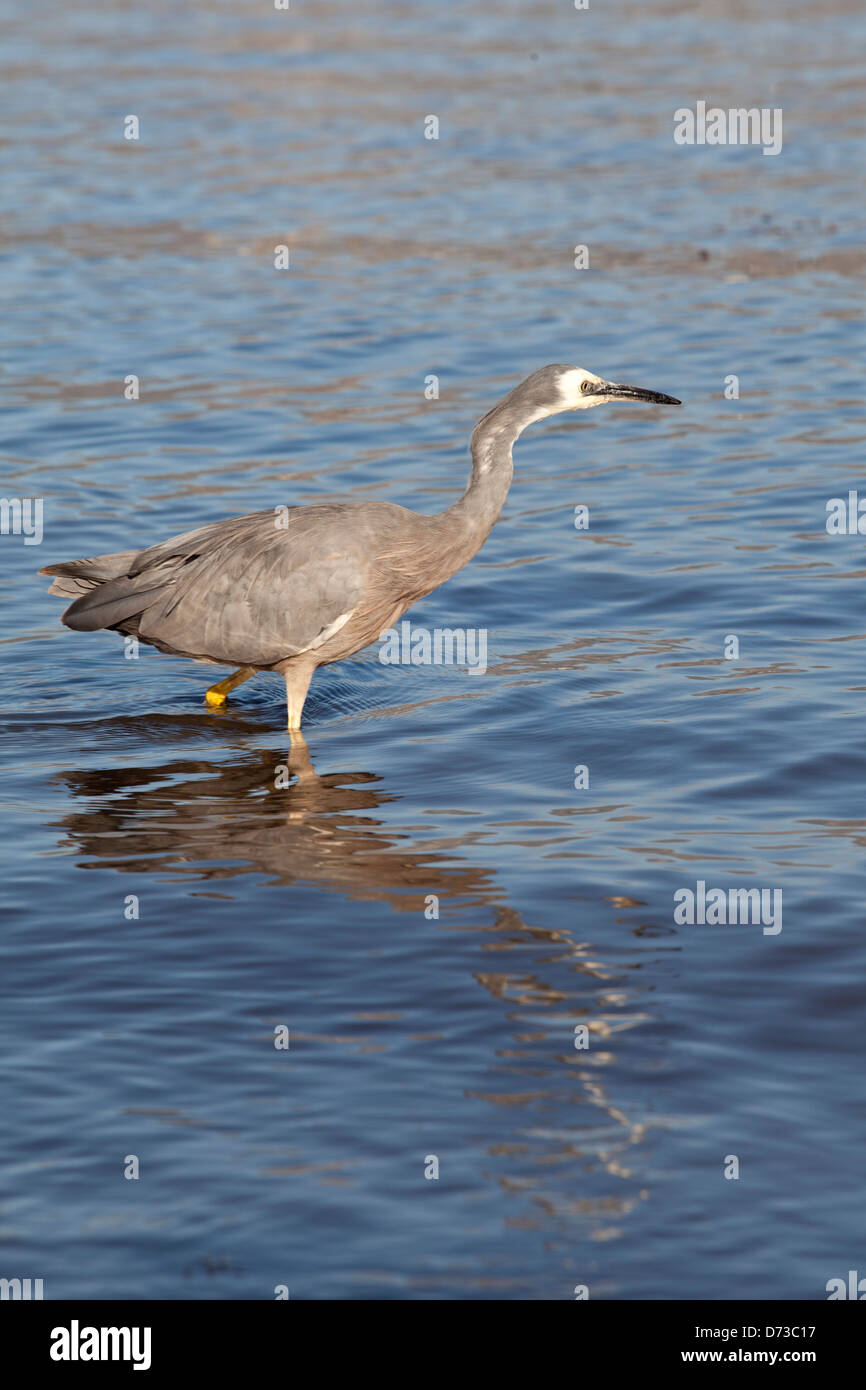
[2,0,865,1300]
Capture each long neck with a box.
[444,392,546,555]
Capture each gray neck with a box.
[444,391,546,554]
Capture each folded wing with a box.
[41,506,369,666]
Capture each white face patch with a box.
[556,368,607,410]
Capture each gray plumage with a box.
[41,364,680,727]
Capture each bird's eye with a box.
[580,379,593,393]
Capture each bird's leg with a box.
[286,729,317,784]
[284,662,315,731]
[204,665,256,708]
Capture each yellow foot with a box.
[204,666,256,708]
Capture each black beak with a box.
[597,381,682,405]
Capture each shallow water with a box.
[1,0,865,1299]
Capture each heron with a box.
[41,365,681,728]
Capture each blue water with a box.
[2,0,865,1299]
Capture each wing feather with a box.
[47,506,376,665]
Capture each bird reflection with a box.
[52,718,666,1247]
[53,720,494,912]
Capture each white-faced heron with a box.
[41,365,681,728]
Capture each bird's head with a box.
[471,363,682,459]
[546,364,682,413]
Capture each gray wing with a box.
[44,505,372,666]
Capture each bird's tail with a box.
[39,550,140,608]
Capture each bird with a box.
[41,365,681,729]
